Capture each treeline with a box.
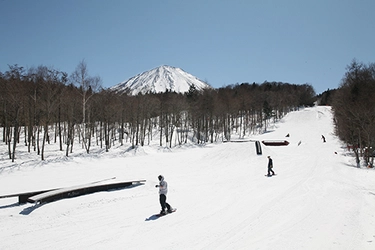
[0,61,316,162]
[332,60,375,167]
[316,88,337,106]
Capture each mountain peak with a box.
[110,65,211,95]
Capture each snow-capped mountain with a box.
[110,65,211,95]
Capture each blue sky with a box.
[1,0,374,94]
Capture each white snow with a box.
[1,106,375,250]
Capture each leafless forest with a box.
[1,61,317,162]
[331,60,375,167]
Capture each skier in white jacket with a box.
[155,175,173,215]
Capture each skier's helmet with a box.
[158,175,164,181]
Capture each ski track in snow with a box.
[0,106,375,249]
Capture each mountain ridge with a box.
[110,65,211,95]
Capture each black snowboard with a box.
[146,208,177,221]
[155,208,177,217]
[265,174,277,177]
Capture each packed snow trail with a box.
[0,106,374,249]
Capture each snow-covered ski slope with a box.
[1,106,374,250]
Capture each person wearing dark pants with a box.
[155,175,172,215]
[159,193,170,213]
[267,156,275,176]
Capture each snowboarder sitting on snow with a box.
[155,175,173,215]
[267,156,275,177]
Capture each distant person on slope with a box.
[155,175,173,215]
[267,156,275,177]
[321,135,326,142]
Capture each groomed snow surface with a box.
[1,106,375,250]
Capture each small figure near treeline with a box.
[155,175,173,215]
[267,156,275,177]
[321,135,326,143]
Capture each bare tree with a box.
[3,65,26,162]
[70,60,101,153]
[333,60,375,167]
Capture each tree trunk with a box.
[41,125,47,160]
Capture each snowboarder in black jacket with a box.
[267,156,275,176]
[155,175,173,215]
